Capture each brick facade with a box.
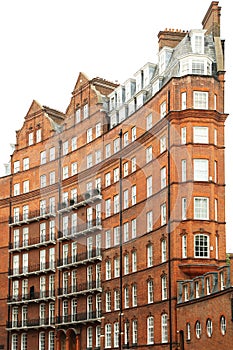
[0,2,230,350]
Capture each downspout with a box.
[119,129,123,350]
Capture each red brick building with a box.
[0,2,230,349]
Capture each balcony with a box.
[57,280,102,297]
[8,289,55,304]
[8,261,56,278]
[56,311,101,327]
[57,248,102,269]
[6,317,55,330]
[9,235,56,252]
[9,207,56,227]
[58,218,102,240]
[58,188,102,213]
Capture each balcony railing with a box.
[8,289,55,304]
[58,188,102,213]
[9,261,56,278]
[56,310,101,325]
[58,218,102,240]
[57,248,102,268]
[9,207,56,226]
[57,280,101,297]
[6,317,55,329]
[9,235,56,251]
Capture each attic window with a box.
[191,33,204,54]
[36,129,41,143]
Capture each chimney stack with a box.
[202,1,221,37]
[157,29,187,51]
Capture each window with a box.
[184,284,189,301]
[147,316,154,344]
[146,146,153,163]
[182,235,187,258]
[132,126,136,141]
[147,244,153,267]
[40,151,46,164]
[132,251,137,272]
[132,283,137,306]
[124,222,129,242]
[147,211,153,232]
[49,331,55,350]
[206,277,211,295]
[105,292,111,312]
[23,205,29,220]
[23,158,29,170]
[106,260,111,280]
[105,230,111,248]
[161,314,168,343]
[146,113,152,130]
[195,320,201,339]
[12,334,18,350]
[87,327,93,348]
[161,167,166,189]
[214,161,217,182]
[49,147,55,161]
[194,197,209,220]
[214,128,217,145]
[113,167,119,182]
[14,183,20,196]
[160,101,166,118]
[193,91,208,109]
[206,318,212,337]
[181,159,186,182]
[114,322,119,347]
[12,306,18,327]
[123,162,128,177]
[40,174,46,188]
[181,127,186,144]
[114,289,120,310]
[124,254,129,275]
[160,135,166,153]
[161,239,167,262]
[71,162,78,176]
[13,280,19,300]
[186,322,191,341]
[22,180,29,193]
[87,128,92,143]
[63,141,68,155]
[95,150,101,164]
[193,126,208,143]
[147,176,153,197]
[39,332,45,350]
[14,160,20,173]
[132,218,137,238]
[105,144,111,158]
[147,280,154,304]
[194,234,209,258]
[75,108,80,123]
[114,226,120,246]
[132,185,136,205]
[113,138,120,153]
[71,136,77,151]
[114,257,120,278]
[40,222,46,242]
[87,154,92,169]
[194,159,208,181]
[215,198,218,221]
[123,132,129,147]
[181,92,187,109]
[62,166,68,179]
[83,103,89,119]
[113,194,119,214]
[182,198,187,220]
[105,173,111,188]
[131,157,136,172]
[96,325,101,348]
[220,315,226,335]
[96,122,101,137]
[192,34,204,54]
[132,319,138,344]
[162,276,167,300]
[124,286,129,308]
[161,203,166,225]
[28,132,34,146]
[105,324,111,348]
[21,333,27,350]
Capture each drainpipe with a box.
[119,129,123,350]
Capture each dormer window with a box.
[158,47,173,75]
[192,34,204,54]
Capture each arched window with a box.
[195,320,201,339]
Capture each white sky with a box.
[0,0,232,251]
